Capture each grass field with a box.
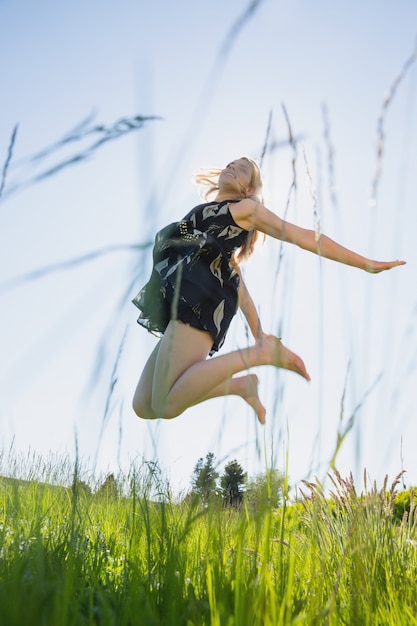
[1,454,416,626]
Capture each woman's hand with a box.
[365,259,406,274]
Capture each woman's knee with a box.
[150,395,181,419]
[133,391,180,419]
[132,394,156,419]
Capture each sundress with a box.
[132,200,250,355]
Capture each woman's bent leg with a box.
[151,321,309,418]
[133,341,266,421]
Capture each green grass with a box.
[1,456,416,625]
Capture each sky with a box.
[1,0,417,496]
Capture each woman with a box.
[132,157,405,424]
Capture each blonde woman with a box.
[132,158,405,424]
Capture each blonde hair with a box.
[195,157,264,261]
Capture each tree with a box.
[191,452,219,505]
[393,488,417,522]
[95,473,119,499]
[71,478,92,498]
[245,469,286,511]
[221,460,247,508]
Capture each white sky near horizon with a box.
[1,0,417,495]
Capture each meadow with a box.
[1,4,416,625]
[1,453,416,626]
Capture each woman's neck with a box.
[214,191,243,202]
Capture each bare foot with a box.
[235,374,266,424]
[263,335,311,381]
[245,395,267,425]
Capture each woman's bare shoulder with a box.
[228,198,259,229]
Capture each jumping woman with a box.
[132,157,405,424]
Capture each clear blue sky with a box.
[1,0,416,494]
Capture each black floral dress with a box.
[132,200,250,355]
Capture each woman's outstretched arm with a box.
[231,199,406,273]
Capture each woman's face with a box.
[219,158,254,197]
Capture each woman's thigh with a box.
[132,340,161,417]
[151,321,213,407]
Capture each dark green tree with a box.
[191,452,219,505]
[221,460,247,507]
